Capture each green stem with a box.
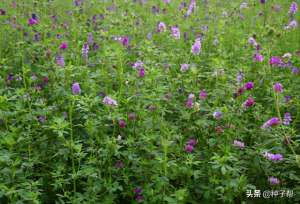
[69,98,76,193]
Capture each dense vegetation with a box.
[0,0,299,203]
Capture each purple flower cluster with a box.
[269,56,283,66]
[273,82,283,93]
[185,138,197,153]
[283,112,292,125]
[191,38,201,55]
[180,64,189,72]
[233,140,245,149]
[72,82,81,95]
[243,97,255,108]
[199,89,207,100]
[268,177,280,185]
[103,96,118,107]
[186,93,194,109]
[261,117,281,129]
[133,187,144,202]
[289,2,298,15]
[263,152,283,161]
[171,26,180,39]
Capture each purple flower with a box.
[60,42,68,50]
[120,36,129,47]
[191,38,201,55]
[103,96,118,107]
[180,64,189,72]
[28,18,38,26]
[264,152,283,161]
[118,119,126,128]
[128,112,137,121]
[261,117,281,129]
[38,115,47,123]
[285,20,298,30]
[260,0,266,4]
[199,89,207,100]
[82,43,89,59]
[243,97,255,108]
[284,95,292,103]
[289,2,298,15]
[171,26,180,40]
[233,140,245,149]
[268,177,280,185]
[72,82,81,95]
[283,112,292,125]
[56,55,65,67]
[138,68,145,77]
[186,0,196,17]
[134,187,143,195]
[87,33,94,45]
[273,82,283,93]
[248,37,257,47]
[157,22,166,32]
[185,144,194,153]
[115,160,124,169]
[135,195,144,203]
[7,73,14,81]
[291,67,299,75]
[132,61,144,69]
[244,82,254,90]
[236,71,244,83]
[253,53,264,62]
[213,111,222,120]
[269,56,283,66]
[187,138,197,146]
[186,93,194,108]
[0,9,6,15]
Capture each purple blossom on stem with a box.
[191,38,201,55]
[244,82,254,90]
[248,37,257,47]
[285,20,298,30]
[243,97,255,108]
[283,112,292,125]
[87,32,94,45]
[213,111,222,120]
[180,64,189,72]
[273,82,283,93]
[261,117,281,129]
[120,36,129,47]
[253,53,264,62]
[268,177,280,185]
[185,0,196,17]
[233,140,245,149]
[72,82,81,95]
[157,22,166,32]
[269,56,283,66]
[118,119,126,128]
[28,18,38,26]
[138,68,145,77]
[56,55,65,67]
[199,89,207,100]
[236,71,244,84]
[186,93,194,108]
[289,2,298,15]
[171,26,180,39]
[60,42,68,50]
[82,43,89,59]
[263,152,283,161]
[103,96,118,107]
[184,144,194,153]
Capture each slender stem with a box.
[69,98,76,193]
